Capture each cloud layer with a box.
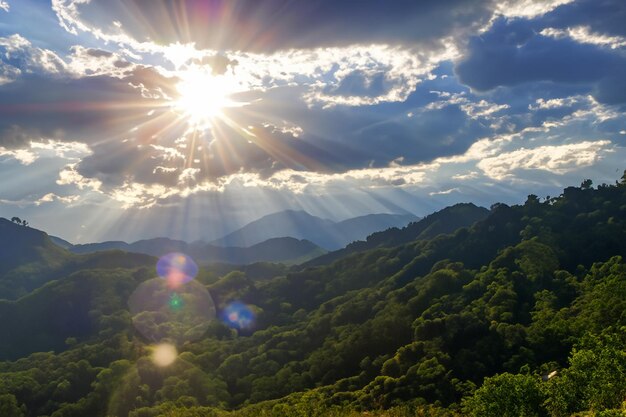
[0,0,625,242]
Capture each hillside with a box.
[0,219,154,300]
[304,202,489,267]
[0,175,625,416]
[0,218,70,274]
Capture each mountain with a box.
[303,202,490,267]
[2,176,626,416]
[66,236,326,265]
[0,218,69,274]
[0,218,73,299]
[212,210,418,249]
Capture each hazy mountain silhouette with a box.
[212,210,418,249]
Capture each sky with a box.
[0,0,625,243]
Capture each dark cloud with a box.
[59,0,494,52]
[231,82,490,174]
[0,75,137,145]
[541,0,626,38]
[0,66,179,148]
[77,138,183,187]
[84,48,113,58]
[345,105,489,167]
[122,65,180,98]
[455,17,626,104]
[113,60,132,68]
[0,125,36,149]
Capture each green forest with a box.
[2,173,626,417]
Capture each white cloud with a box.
[0,62,21,85]
[30,140,91,159]
[0,34,66,76]
[477,140,613,180]
[109,181,178,209]
[495,0,574,19]
[52,0,159,53]
[528,96,582,110]
[57,163,102,191]
[426,92,509,119]
[35,193,80,206]
[0,1,8,12]
[66,46,135,78]
[230,43,459,108]
[0,147,36,164]
[0,35,155,85]
[0,139,90,165]
[429,188,460,196]
[452,171,480,180]
[541,26,626,50]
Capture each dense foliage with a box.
[1,173,626,416]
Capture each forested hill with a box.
[1,175,626,416]
[303,203,489,267]
[0,219,154,300]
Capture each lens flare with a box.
[128,278,216,344]
[169,292,184,311]
[156,252,199,289]
[152,343,178,367]
[221,301,255,330]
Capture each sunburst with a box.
[173,69,243,130]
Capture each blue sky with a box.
[0,0,625,243]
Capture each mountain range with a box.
[51,211,418,263]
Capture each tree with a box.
[544,332,626,416]
[580,179,593,190]
[9,217,28,226]
[0,394,25,417]
[463,373,543,417]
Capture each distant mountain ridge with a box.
[211,210,418,249]
[67,236,326,265]
[58,210,418,260]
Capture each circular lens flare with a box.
[221,301,255,331]
[128,278,216,344]
[156,252,198,289]
[152,343,178,367]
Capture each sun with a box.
[174,70,240,128]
